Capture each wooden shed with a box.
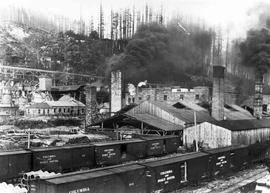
[184,122,232,148]
[184,119,270,148]
[217,119,270,145]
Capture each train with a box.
[29,143,270,193]
[2,135,270,193]
[0,135,180,181]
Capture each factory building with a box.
[25,95,85,117]
[125,85,209,106]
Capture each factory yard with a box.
[175,165,268,193]
[0,124,110,150]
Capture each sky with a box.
[0,0,269,38]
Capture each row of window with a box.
[136,94,200,101]
[28,108,85,115]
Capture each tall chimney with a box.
[85,85,97,126]
[110,70,122,115]
[212,66,225,120]
[253,74,263,118]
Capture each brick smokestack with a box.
[110,70,122,115]
[253,74,263,118]
[85,85,97,126]
[212,66,225,120]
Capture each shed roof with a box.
[150,101,215,124]
[172,101,208,112]
[224,104,254,120]
[217,119,270,131]
[46,100,85,107]
[129,113,183,131]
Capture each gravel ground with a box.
[174,165,268,193]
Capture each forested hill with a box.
[0,22,127,76]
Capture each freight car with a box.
[30,164,147,193]
[31,144,95,172]
[29,144,253,193]
[0,135,180,181]
[0,150,31,181]
[203,145,250,178]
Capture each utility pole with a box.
[194,111,198,152]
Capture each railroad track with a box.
[219,169,269,193]
[175,166,269,193]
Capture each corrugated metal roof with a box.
[26,103,51,109]
[128,113,183,131]
[150,101,215,124]
[217,119,270,131]
[58,95,85,107]
[46,100,85,107]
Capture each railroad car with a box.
[229,145,250,171]
[203,145,250,177]
[162,135,180,154]
[139,136,165,156]
[30,164,146,193]
[28,144,268,193]
[31,144,95,173]
[140,152,209,193]
[0,150,31,181]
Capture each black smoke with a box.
[110,21,213,86]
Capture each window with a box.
[38,109,40,114]
[138,97,142,100]
[195,94,200,100]
[128,98,131,103]
[132,98,135,103]
[180,95,184,100]
[28,109,30,114]
[67,108,70,113]
[47,109,49,114]
[82,109,85,113]
[54,108,56,113]
[164,95,167,101]
[59,108,61,113]
[180,162,187,183]
[64,108,66,113]
[147,95,150,100]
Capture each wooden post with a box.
[27,128,30,149]
[141,122,144,134]
[194,111,198,152]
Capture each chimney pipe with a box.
[85,85,97,126]
[110,70,122,115]
[212,66,225,120]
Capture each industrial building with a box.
[25,95,85,117]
